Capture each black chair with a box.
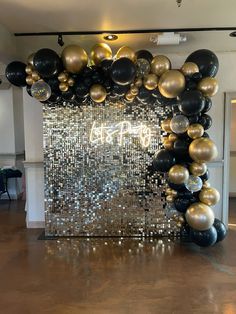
[0,169,22,200]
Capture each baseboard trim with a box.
[27,221,45,228]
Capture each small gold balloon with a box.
[178,215,186,224]
[177,221,184,228]
[31,71,40,81]
[151,55,171,76]
[90,84,107,103]
[168,165,189,185]
[198,77,219,97]
[203,181,211,188]
[199,187,220,206]
[143,74,158,90]
[181,62,199,76]
[185,202,215,231]
[134,78,143,88]
[161,118,172,133]
[166,187,174,195]
[25,65,33,75]
[189,138,218,163]
[58,72,69,83]
[27,53,35,66]
[67,77,75,87]
[116,46,136,63]
[62,45,88,73]
[189,162,207,176]
[166,195,175,203]
[91,43,112,65]
[163,139,174,150]
[125,91,135,101]
[26,75,34,85]
[130,85,139,96]
[187,123,204,139]
[159,70,185,98]
[168,133,178,142]
[59,82,69,92]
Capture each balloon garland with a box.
[5,45,227,247]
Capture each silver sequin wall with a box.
[43,102,179,237]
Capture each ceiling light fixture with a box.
[103,34,118,41]
[150,32,187,45]
[176,0,182,7]
[229,31,236,37]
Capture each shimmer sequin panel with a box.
[43,102,179,237]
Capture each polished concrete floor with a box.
[0,200,236,314]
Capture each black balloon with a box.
[174,195,197,213]
[100,59,113,75]
[167,180,190,192]
[202,132,210,138]
[191,72,203,82]
[213,218,227,242]
[202,97,212,113]
[26,84,33,96]
[5,61,27,87]
[33,48,62,78]
[74,82,89,97]
[178,90,205,116]
[113,84,129,96]
[186,49,219,77]
[136,50,153,63]
[137,86,151,101]
[200,169,209,182]
[188,115,199,124]
[198,114,212,130]
[190,226,217,247]
[46,77,61,95]
[110,58,136,86]
[186,79,197,91]
[152,149,176,172]
[61,89,75,101]
[173,139,189,157]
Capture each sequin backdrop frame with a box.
[43,101,179,237]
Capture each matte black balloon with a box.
[200,169,209,182]
[173,139,189,157]
[46,77,61,95]
[178,90,205,116]
[213,218,227,242]
[5,61,27,87]
[198,114,212,130]
[202,97,212,113]
[136,50,153,63]
[186,49,219,77]
[167,180,190,192]
[100,59,113,75]
[110,58,136,86]
[174,195,198,213]
[113,84,129,96]
[137,86,151,101]
[186,80,197,91]
[62,89,75,100]
[48,93,61,103]
[188,115,199,124]
[26,84,33,96]
[74,83,89,97]
[33,48,62,78]
[152,149,176,172]
[190,226,217,247]
[191,72,203,82]
[202,132,210,138]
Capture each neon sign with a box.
[89,121,152,148]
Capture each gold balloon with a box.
[67,77,75,87]
[166,195,175,203]
[25,65,33,75]
[58,72,69,83]
[59,82,69,92]
[62,45,88,73]
[163,139,174,150]
[166,188,178,197]
[187,123,204,139]
[90,84,107,103]
[130,85,139,96]
[125,91,135,101]
[27,53,35,66]
[181,62,199,76]
[198,77,219,97]
[143,74,158,90]
[189,138,218,163]
[159,70,185,98]
[116,46,136,63]
[134,78,143,88]
[161,118,172,133]
[203,181,211,188]
[189,162,207,176]
[168,165,189,185]
[199,187,220,206]
[31,71,40,81]
[168,133,178,142]
[91,43,112,65]
[151,55,171,76]
[26,75,34,85]
[185,202,215,231]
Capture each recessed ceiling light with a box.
[103,34,118,41]
[229,31,236,37]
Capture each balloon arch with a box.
[5,44,227,246]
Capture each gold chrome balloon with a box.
[189,162,207,176]
[166,188,178,197]
[59,82,69,92]
[187,123,204,139]
[143,74,158,90]
[134,78,143,88]
[185,202,215,231]
[161,118,172,133]
[198,77,219,97]
[203,181,211,188]
[168,133,178,142]
[90,84,107,103]
[163,139,174,150]
[166,195,175,203]
[62,45,88,73]
[125,91,135,101]
[159,70,185,98]
[199,187,220,206]
[181,62,199,76]
[27,53,35,66]
[25,65,33,75]
[116,46,136,63]
[26,76,34,85]
[90,43,112,65]
[130,85,139,96]
[151,55,171,76]
[168,165,189,185]
[58,72,69,83]
[189,138,218,163]
[31,71,40,81]
[67,77,75,87]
